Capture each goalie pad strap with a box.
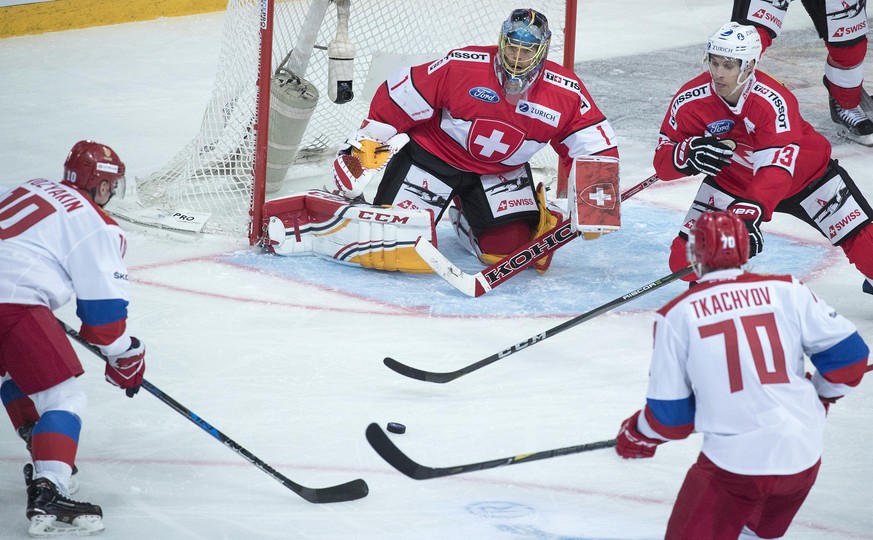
[263,190,435,273]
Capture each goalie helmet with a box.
[687,210,750,273]
[495,8,551,97]
[63,140,126,203]
[704,22,762,82]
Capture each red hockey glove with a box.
[727,199,764,257]
[673,136,734,177]
[615,410,663,459]
[105,337,146,398]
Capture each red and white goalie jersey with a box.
[653,71,832,219]
[0,179,132,357]
[640,269,868,475]
[368,45,619,174]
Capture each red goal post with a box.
[123,0,577,244]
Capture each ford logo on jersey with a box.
[469,87,500,103]
[707,119,735,135]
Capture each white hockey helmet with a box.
[705,22,762,76]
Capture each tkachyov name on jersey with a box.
[516,100,560,127]
[689,286,773,319]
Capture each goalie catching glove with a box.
[673,137,735,177]
[105,337,146,398]
[333,118,408,199]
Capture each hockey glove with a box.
[332,119,405,200]
[673,136,734,177]
[727,199,764,257]
[615,410,663,459]
[105,337,146,398]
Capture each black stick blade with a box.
[366,423,438,479]
[382,357,460,383]
[295,478,370,504]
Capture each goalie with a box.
[264,8,620,274]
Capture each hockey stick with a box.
[366,423,615,480]
[57,319,369,504]
[417,174,661,297]
[384,265,695,383]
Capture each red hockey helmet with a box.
[63,140,126,199]
[687,210,750,272]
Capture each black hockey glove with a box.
[673,136,734,177]
[727,199,764,257]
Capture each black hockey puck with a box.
[386,422,406,434]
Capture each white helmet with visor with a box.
[705,22,762,87]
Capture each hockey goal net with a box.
[124,0,575,242]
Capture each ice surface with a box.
[1,3,871,538]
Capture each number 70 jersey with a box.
[646,268,868,475]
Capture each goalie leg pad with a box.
[263,190,436,273]
[568,156,621,238]
[530,182,566,273]
[449,183,565,273]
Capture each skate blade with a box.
[28,514,104,537]
[836,126,873,147]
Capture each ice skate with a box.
[19,423,80,495]
[24,464,103,537]
[827,85,873,146]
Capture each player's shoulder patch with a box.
[542,68,583,95]
[542,67,591,115]
[428,47,491,74]
[670,81,711,115]
[748,74,792,133]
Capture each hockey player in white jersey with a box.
[0,140,146,536]
[615,210,868,539]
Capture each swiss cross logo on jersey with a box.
[466,119,525,163]
[579,183,617,210]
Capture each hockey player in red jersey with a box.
[615,210,868,539]
[331,8,619,271]
[653,22,873,295]
[731,0,873,145]
[0,141,146,536]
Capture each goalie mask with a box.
[63,140,126,205]
[496,9,551,98]
[704,22,762,92]
[686,210,750,275]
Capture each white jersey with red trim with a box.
[0,179,132,356]
[653,71,831,219]
[369,45,619,174]
[643,268,868,475]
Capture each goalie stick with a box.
[58,319,369,504]
[366,423,615,480]
[383,265,695,383]
[418,174,662,297]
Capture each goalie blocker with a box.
[568,156,621,239]
[262,190,436,273]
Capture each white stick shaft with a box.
[287,0,331,77]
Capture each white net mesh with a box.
[135,0,569,236]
